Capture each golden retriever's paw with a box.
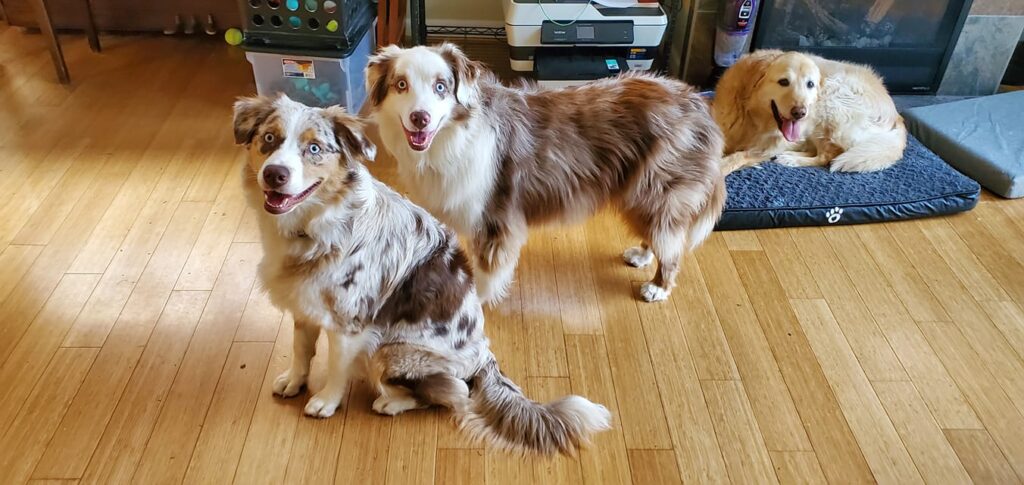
[372,395,424,416]
[304,390,345,418]
[623,246,654,268]
[774,153,815,168]
[273,370,306,397]
[640,282,670,302]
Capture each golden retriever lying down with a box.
[714,50,906,174]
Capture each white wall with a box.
[426,0,504,26]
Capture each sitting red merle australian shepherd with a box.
[365,43,726,304]
[232,94,610,454]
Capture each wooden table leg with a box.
[83,0,101,52]
[31,0,70,84]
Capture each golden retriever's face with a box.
[232,95,375,215]
[753,53,820,142]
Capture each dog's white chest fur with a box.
[380,121,498,235]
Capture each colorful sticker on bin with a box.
[282,59,316,79]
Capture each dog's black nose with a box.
[263,165,290,189]
[410,110,431,130]
[791,106,807,120]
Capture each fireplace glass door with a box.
[752,0,973,93]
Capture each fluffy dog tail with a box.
[688,175,727,251]
[457,354,611,455]
[829,118,907,173]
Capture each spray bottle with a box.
[714,0,760,67]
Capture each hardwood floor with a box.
[2,28,1024,484]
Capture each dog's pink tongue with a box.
[782,119,800,142]
[265,191,291,207]
[409,131,428,145]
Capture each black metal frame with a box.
[751,0,975,93]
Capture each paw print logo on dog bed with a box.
[826,207,843,224]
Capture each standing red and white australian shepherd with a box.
[366,43,726,303]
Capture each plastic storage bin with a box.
[245,23,373,112]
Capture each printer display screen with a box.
[576,26,595,40]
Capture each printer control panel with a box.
[541,21,634,45]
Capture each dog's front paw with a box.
[304,391,345,418]
[372,395,423,416]
[623,246,654,268]
[640,282,670,302]
[273,370,306,397]
[773,153,803,167]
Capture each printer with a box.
[503,0,668,87]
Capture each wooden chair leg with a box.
[83,0,101,52]
[32,0,70,84]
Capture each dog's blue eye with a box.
[308,143,321,154]
[778,78,790,87]
[263,133,275,143]
[396,79,408,90]
[806,80,815,89]
[435,82,446,94]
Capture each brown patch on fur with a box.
[232,96,276,145]
[366,49,396,107]
[375,233,472,324]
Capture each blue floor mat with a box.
[717,134,980,230]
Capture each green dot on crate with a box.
[286,0,299,10]
[224,28,243,45]
[326,19,338,32]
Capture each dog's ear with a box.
[713,50,781,134]
[366,45,401,108]
[324,106,377,162]
[436,43,482,106]
[233,96,275,145]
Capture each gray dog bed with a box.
[903,91,1024,198]
[718,134,980,230]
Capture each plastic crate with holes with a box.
[239,0,376,112]
[239,0,375,52]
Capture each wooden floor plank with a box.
[0,348,98,485]
[131,243,261,484]
[0,274,99,437]
[0,244,43,305]
[518,229,569,377]
[332,380,392,485]
[788,227,907,382]
[582,214,674,450]
[184,342,273,484]
[435,449,485,485]
[633,283,729,483]
[723,230,763,251]
[918,218,1010,302]
[175,171,247,291]
[31,202,211,479]
[384,410,438,485]
[854,225,950,323]
[551,224,604,335]
[981,301,1024,361]
[694,234,812,452]
[628,449,684,485]
[920,322,1024,478]
[873,381,972,484]
[769,451,827,485]
[701,380,779,485]
[944,429,1022,485]
[732,251,874,484]
[234,284,285,342]
[564,335,633,485]
[790,299,921,484]
[61,145,206,347]
[822,226,982,429]
[670,254,739,381]
[757,229,822,300]
[886,221,1024,417]
[75,291,208,485]
[947,211,1024,305]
